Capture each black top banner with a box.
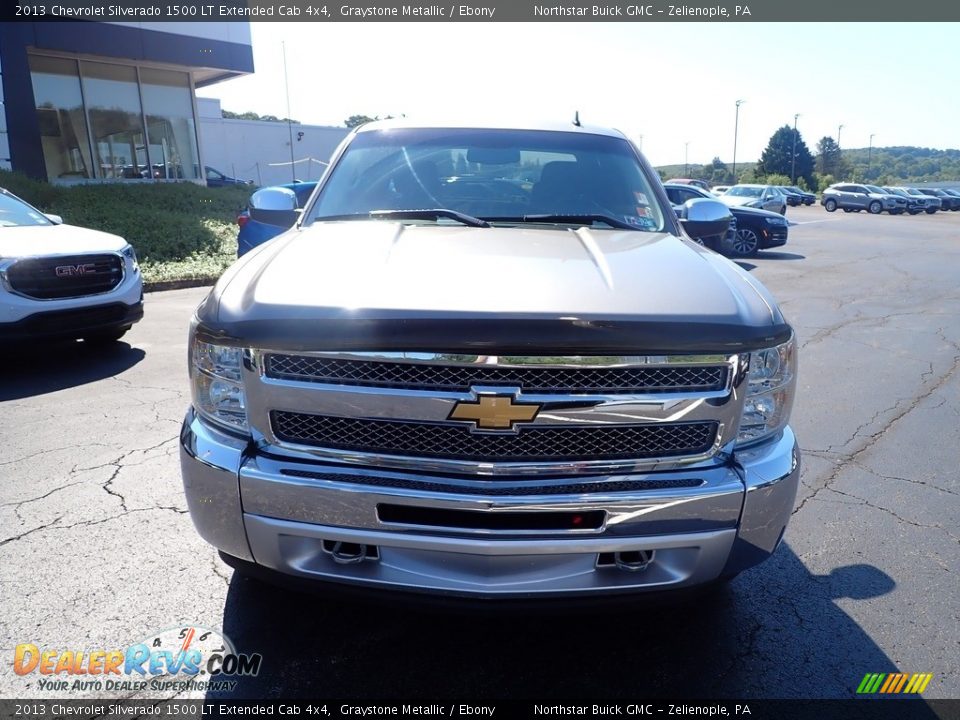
[6,0,960,21]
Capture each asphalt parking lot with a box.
[1,205,958,700]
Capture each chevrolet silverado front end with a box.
[180,120,799,600]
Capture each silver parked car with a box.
[718,184,787,215]
[898,187,941,214]
[820,183,906,215]
[883,187,929,215]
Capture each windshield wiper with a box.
[483,214,642,231]
[369,209,490,228]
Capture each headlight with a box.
[737,334,797,447]
[121,244,139,272]
[191,339,248,432]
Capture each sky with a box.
[197,22,960,168]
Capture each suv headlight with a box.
[190,338,249,432]
[121,244,139,272]
[737,334,797,447]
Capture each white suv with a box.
[0,189,143,345]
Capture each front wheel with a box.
[824,198,838,212]
[731,228,760,257]
[868,200,883,214]
[925,208,937,214]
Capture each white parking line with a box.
[789,219,841,226]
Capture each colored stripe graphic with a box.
[858,672,932,694]
[905,673,933,694]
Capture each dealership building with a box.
[0,21,253,183]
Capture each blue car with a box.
[206,166,254,187]
[236,181,317,257]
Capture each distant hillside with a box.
[656,146,960,187]
[839,146,960,184]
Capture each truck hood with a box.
[0,223,127,259]
[200,221,790,354]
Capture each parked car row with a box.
[665,183,788,258]
[716,184,788,215]
[777,186,816,206]
[821,183,960,214]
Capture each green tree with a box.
[758,125,815,188]
[222,109,298,123]
[344,114,376,128]
[705,157,732,184]
[814,173,835,192]
[815,136,843,177]
[762,173,792,186]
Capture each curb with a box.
[144,278,217,293]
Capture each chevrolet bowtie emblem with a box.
[448,395,541,430]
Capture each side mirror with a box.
[678,198,732,241]
[44,213,63,225]
[249,187,300,228]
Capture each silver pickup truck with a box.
[180,120,799,601]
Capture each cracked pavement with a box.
[1,207,957,700]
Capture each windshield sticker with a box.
[634,206,652,218]
[624,215,655,229]
[634,192,649,205]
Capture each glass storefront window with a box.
[28,55,93,181]
[81,61,149,180]
[139,68,200,180]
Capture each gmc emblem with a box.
[55,264,97,277]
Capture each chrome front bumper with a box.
[180,410,799,598]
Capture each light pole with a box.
[837,124,844,176]
[790,113,800,184]
[732,99,745,184]
[684,141,690,176]
[282,41,296,183]
[867,133,875,178]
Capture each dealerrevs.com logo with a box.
[13,625,261,693]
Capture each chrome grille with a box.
[280,469,705,495]
[264,354,727,394]
[7,254,123,299]
[271,411,718,463]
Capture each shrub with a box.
[0,171,249,273]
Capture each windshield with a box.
[307,128,664,231]
[0,192,52,227]
[726,186,763,198]
[865,185,886,194]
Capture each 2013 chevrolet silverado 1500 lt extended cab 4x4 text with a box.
[180,120,799,601]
